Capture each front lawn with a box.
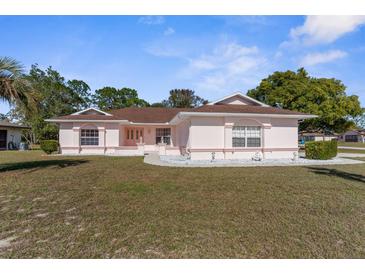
[0,151,365,258]
[338,141,365,148]
[338,148,365,154]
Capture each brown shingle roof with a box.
[50,105,313,123]
[188,104,311,115]
[52,108,189,123]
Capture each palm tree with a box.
[0,57,34,108]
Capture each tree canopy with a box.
[247,68,363,133]
[92,87,149,110]
[159,89,208,108]
[9,65,92,142]
[0,57,35,109]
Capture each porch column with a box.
[72,126,80,153]
[261,123,271,159]
[224,122,234,159]
[98,126,106,153]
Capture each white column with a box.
[224,122,234,159]
[72,126,80,153]
[261,123,271,159]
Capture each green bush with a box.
[40,140,59,154]
[305,140,338,160]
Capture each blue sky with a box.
[1,15,365,113]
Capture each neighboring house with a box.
[0,119,29,150]
[338,129,365,143]
[46,92,316,160]
[298,131,338,144]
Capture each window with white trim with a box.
[156,128,171,145]
[232,126,261,147]
[80,129,99,146]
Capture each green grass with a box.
[338,141,365,148]
[1,151,365,258]
[338,149,365,154]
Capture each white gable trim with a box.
[71,107,113,116]
[207,92,269,107]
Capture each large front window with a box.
[232,126,261,147]
[156,128,171,145]
[80,129,99,146]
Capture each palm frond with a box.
[0,56,24,78]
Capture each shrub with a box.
[305,140,338,160]
[40,140,59,154]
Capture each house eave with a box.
[45,119,130,124]
[170,112,317,124]
[45,119,171,126]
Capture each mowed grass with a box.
[0,151,365,258]
[338,141,365,148]
[338,148,365,154]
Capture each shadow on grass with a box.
[307,167,365,183]
[0,159,89,173]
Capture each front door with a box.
[125,127,143,146]
[0,130,7,149]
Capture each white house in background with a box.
[46,92,316,160]
[0,119,29,150]
[339,129,365,143]
[298,131,338,143]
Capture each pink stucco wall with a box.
[57,115,300,159]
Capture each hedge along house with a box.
[46,92,316,160]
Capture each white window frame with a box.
[156,128,171,145]
[232,126,262,148]
[80,129,99,146]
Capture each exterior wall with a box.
[57,116,300,160]
[58,122,179,155]
[188,116,299,160]
[175,119,190,149]
[0,127,23,150]
[59,122,115,155]
[119,125,177,152]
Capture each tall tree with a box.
[247,68,363,133]
[0,57,34,108]
[9,65,92,143]
[354,109,365,129]
[92,87,149,110]
[162,89,208,108]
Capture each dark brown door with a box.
[0,130,7,149]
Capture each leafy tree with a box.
[0,113,7,120]
[0,57,35,109]
[247,68,363,133]
[92,87,149,110]
[9,65,92,143]
[162,89,208,108]
[353,109,365,129]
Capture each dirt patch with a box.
[0,236,17,249]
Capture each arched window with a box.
[232,126,261,147]
[80,127,99,146]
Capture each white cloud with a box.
[289,15,365,45]
[300,50,348,67]
[138,16,165,25]
[163,27,175,36]
[145,43,185,58]
[181,43,267,93]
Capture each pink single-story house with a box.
[46,92,316,160]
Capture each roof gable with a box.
[71,107,112,116]
[208,92,269,107]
